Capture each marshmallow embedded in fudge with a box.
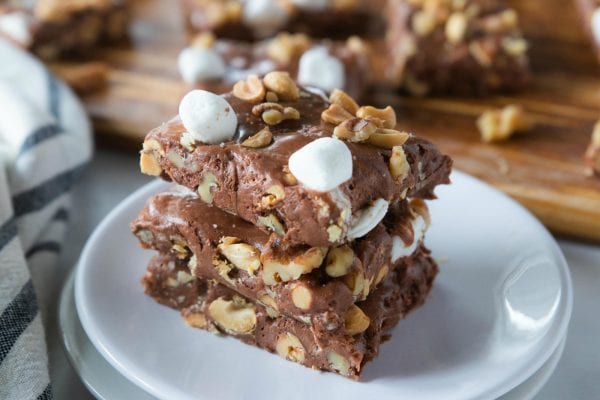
[347,198,389,240]
[179,90,238,144]
[298,46,345,93]
[242,0,290,38]
[178,47,226,83]
[288,137,353,192]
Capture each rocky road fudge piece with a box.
[575,0,600,62]
[142,247,438,380]
[140,76,452,247]
[180,0,385,41]
[0,0,128,59]
[132,185,431,334]
[386,0,529,95]
[178,32,370,99]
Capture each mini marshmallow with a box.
[288,137,352,192]
[347,199,390,240]
[243,0,289,38]
[179,90,238,144]
[391,214,428,262]
[298,47,345,93]
[0,12,32,46]
[592,8,600,44]
[291,0,329,10]
[177,47,226,83]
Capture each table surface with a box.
[49,149,600,400]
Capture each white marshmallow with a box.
[298,47,345,93]
[291,0,329,10]
[177,47,226,83]
[391,214,428,262]
[179,90,238,144]
[0,12,32,46]
[347,199,389,240]
[592,8,600,45]
[288,137,352,192]
[243,0,289,38]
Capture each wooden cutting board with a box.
[63,0,600,242]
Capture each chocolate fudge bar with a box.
[178,32,371,99]
[0,0,128,59]
[180,0,385,41]
[385,0,530,95]
[143,247,438,380]
[132,185,431,334]
[140,77,452,248]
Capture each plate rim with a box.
[74,171,574,400]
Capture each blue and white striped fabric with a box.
[0,40,92,399]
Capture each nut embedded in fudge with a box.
[0,0,129,59]
[140,74,452,247]
[142,246,438,380]
[177,32,371,99]
[132,185,432,335]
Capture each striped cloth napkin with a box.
[0,40,92,399]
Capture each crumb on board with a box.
[477,105,531,143]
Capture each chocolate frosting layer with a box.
[142,246,438,380]
[144,89,451,247]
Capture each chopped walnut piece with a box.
[329,89,359,115]
[257,214,285,236]
[276,332,305,362]
[263,71,300,101]
[345,304,370,335]
[357,105,397,129]
[242,127,273,148]
[260,185,286,208]
[262,247,326,285]
[197,172,218,203]
[325,246,354,278]
[233,74,266,103]
[584,121,600,176]
[266,32,311,64]
[208,296,257,335]
[477,105,530,142]
[291,284,313,310]
[412,10,437,37]
[333,118,377,143]
[367,129,409,148]
[217,236,262,275]
[445,12,468,44]
[327,352,350,376]
[321,103,355,125]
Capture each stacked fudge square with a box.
[131,71,452,379]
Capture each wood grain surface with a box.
[54,0,600,241]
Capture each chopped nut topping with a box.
[502,37,528,57]
[180,131,196,151]
[329,89,359,115]
[242,127,273,148]
[357,105,397,129]
[389,145,410,181]
[191,32,216,49]
[262,109,284,125]
[263,71,300,101]
[253,102,300,125]
[212,255,235,284]
[325,245,355,278]
[258,294,280,318]
[374,264,389,286]
[140,139,164,176]
[343,267,368,301]
[208,296,257,335]
[183,312,208,329]
[327,224,343,243]
[367,130,410,148]
[477,105,530,142]
[218,236,262,275]
[412,10,437,37]
[282,165,298,185]
[321,103,355,125]
[233,74,266,103]
[345,304,370,335]
[197,172,218,203]
[333,118,378,143]
[266,32,311,64]
[265,91,279,102]
[276,332,305,362]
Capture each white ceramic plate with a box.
[75,171,573,400]
[59,270,566,400]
